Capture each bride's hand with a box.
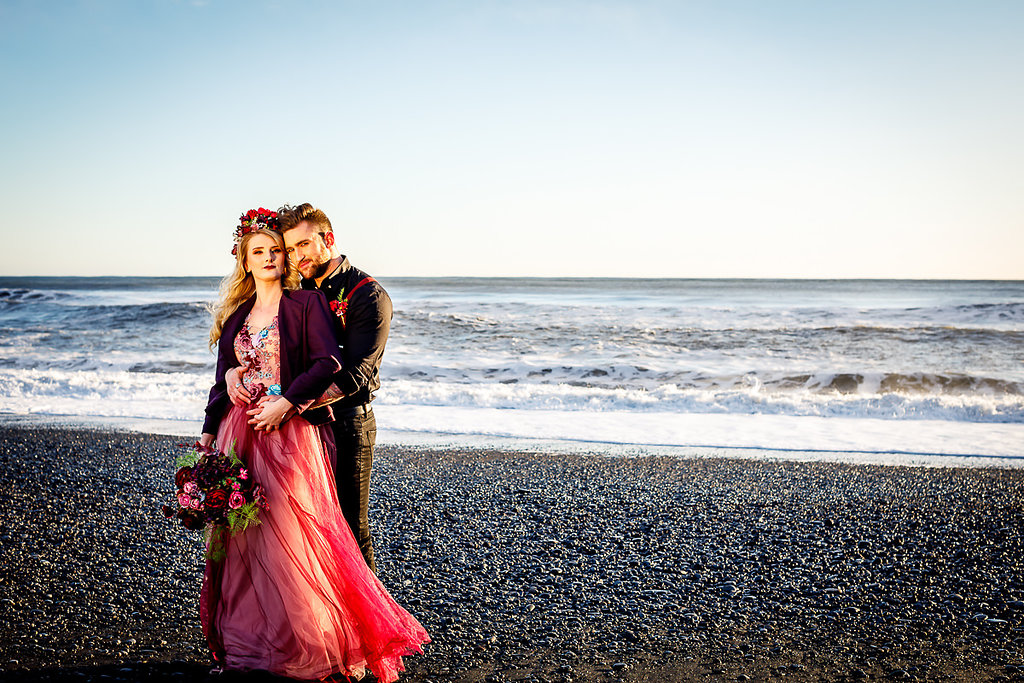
[225,366,252,406]
[247,396,294,432]
[200,433,215,448]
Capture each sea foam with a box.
[2,276,1023,464]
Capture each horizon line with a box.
[2,274,1023,283]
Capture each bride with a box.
[198,208,428,681]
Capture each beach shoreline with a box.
[1,424,1022,682]
[2,412,1021,471]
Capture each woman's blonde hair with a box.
[209,228,299,349]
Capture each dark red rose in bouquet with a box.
[175,466,193,489]
[206,489,228,510]
[178,509,206,531]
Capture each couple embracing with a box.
[197,204,428,681]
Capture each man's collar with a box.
[321,255,349,281]
[307,255,349,288]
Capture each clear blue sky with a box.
[1,0,1021,278]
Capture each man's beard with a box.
[308,258,332,280]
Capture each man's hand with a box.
[247,395,295,431]
[226,366,252,406]
[200,433,215,448]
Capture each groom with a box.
[235,202,392,573]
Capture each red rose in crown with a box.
[231,207,281,255]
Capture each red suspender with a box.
[348,277,375,299]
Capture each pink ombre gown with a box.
[201,316,428,681]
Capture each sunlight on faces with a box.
[245,233,286,283]
[283,221,334,280]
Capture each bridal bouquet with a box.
[162,441,268,560]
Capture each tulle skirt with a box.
[200,404,429,681]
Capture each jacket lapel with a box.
[277,292,297,392]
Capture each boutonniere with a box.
[329,289,349,325]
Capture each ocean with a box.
[1,276,1022,466]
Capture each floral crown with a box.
[231,207,281,255]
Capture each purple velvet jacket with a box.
[202,289,342,435]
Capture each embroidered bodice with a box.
[234,314,281,400]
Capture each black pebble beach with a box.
[1,425,1022,682]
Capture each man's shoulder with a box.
[341,263,389,299]
[340,260,372,284]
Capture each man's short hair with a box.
[278,203,333,236]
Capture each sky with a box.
[0,0,1021,278]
